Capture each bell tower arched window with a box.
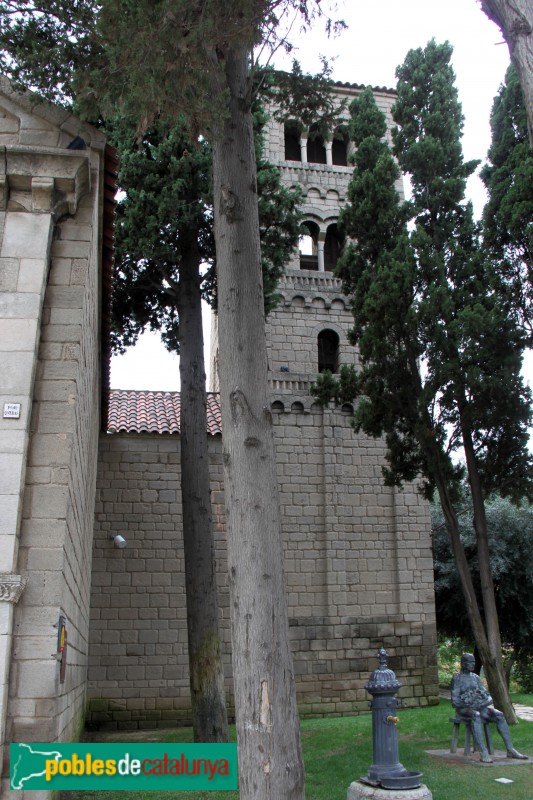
[299,221,319,270]
[284,120,302,161]
[307,124,327,164]
[324,223,344,272]
[318,329,340,373]
[332,126,349,166]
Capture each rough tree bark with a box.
[481,0,533,148]
[414,361,516,722]
[211,46,305,800]
[432,455,517,723]
[178,226,228,742]
[459,414,517,723]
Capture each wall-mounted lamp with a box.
[110,532,127,549]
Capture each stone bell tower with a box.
[207,80,438,711]
[254,82,438,710]
[262,80,402,392]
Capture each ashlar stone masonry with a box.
[86,80,438,730]
[0,79,109,799]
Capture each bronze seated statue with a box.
[451,653,527,763]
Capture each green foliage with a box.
[312,43,532,711]
[313,40,532,505]
[0,0,255,125]
[109,115,212,354]
[393,41,479,218]
[481,65,533,337]
[437,635,471,688]
[265,58,346,135]
[433,495,533,666]
[0,1,344,133]
[514,660,533,693]
[0,1,98,106]
[110,106,302,354]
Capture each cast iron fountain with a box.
[361,647,423,790]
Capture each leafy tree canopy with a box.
[312,40,532,720]
[481,64,533,337]
[110,105,303,355]
[0,0,345,132]
[433,494,533,666]
[313,41,532,505]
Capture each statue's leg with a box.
[466,712,492,763]
[491,712,528,759]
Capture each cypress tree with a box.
[314,41,532,722]
[481,65,533,336]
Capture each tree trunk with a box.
[460,418,517,723]
[431,461,516,721]
[432,471,489,652]
[211,47,305,800]
[411,354,517,723]
[504,652,516,688]
[473,647,483,676]
[178,230,229,742]
[481,0,533,148]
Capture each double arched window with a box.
[298,221,344,272]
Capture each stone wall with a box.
[8,195,103,746]
[0,80,106,794]
[88,434,229,728]
[87,413,438,730]
[87,79,438,731]
[267,273,356,380]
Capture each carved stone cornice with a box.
[0,574,27,604]
[0,145,91,219]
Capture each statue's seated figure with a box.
[451,653,527,763]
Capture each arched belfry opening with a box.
[317,329,340,373]
[332,126,349,166]
[307,123,327,164]
[324,223,344,272]
[299,221,320,270]
[284,120,302,161]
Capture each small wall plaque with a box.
[57,615,67,684]
[3,403,21,419]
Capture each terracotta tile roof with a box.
[107,390,222,435]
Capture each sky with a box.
[110,0,512,392]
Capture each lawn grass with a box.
[62,696,533,800]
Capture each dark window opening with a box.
[307,124,327,164]
[318,329,340,373]
[284,121,302,161]
[324,224,344,272]
[332,128,348,166]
